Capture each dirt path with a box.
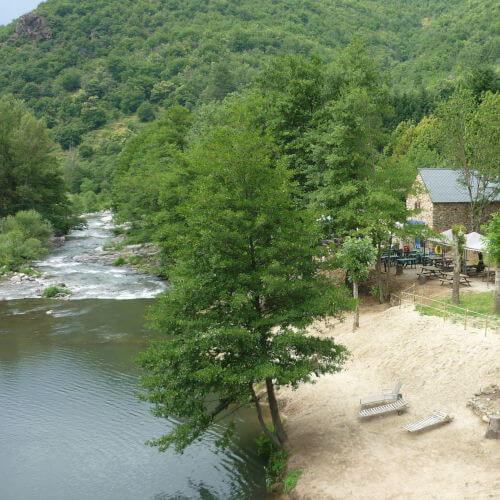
[280,304,499,499]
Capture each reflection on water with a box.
[0,300,267,499]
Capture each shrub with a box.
[81,106,107,130]
[137,102,155,122]
[120,87,145,113]
[42,285,71,298]
[128,254,143,265]
[256,430,290,493]
[283,469,303,494]
[54,121,85,149]
[113,256,126,266]
[0,211,53,270]
[59,69,81,92]
[78,144,94,158]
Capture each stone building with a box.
[406,168,500,232]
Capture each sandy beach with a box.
[280,301,499,499]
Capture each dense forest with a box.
[0,0,498,213]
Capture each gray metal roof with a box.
[419,168,500,203]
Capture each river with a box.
[0,214,267,499]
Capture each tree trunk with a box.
[353,280,359,332]
[249,382,281,448]
[495,264,500,315]
[266,378,287,444]
[376,241,383,303]
[452,232,461,305]
[385,237,392,300]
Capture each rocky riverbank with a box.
[0,212,167,301]
[80,239,163,275]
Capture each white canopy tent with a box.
[464,232,486,252]
[428,229,486,252]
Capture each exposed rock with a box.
[52,235,66,247]
[12,12,52,41]
[485,416,500,439]
[467,385,500,432]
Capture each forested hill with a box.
[0,0,498,149]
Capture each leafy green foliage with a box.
[256,430,289,493]
[0,97,75,233]
[0,210,53,270]
[0,0,497,151]
[137,102,155,122]
[113,256,126,266]
[338,237,377,283]
[42,285,71,297]
[284,469,303,494]
[483,212,500,265]
[137,111,351,453]
[112,106,193,253]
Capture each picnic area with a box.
[278,300,499,499]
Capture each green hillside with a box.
[0,0,498,147]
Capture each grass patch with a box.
[18,267,41,277]
[417,291,496,319]
[42,285,71,298]
[284,469,303,494]
[113,256,126,266]
[256,430,302,494]
[127,254,144,265]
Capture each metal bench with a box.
[403,410,452,432]
[359,398,408,418]
[360,380,402,409]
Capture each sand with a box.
[279,303,500,499]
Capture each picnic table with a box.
[417,266,444,280]
[439,272,472,287]
[430,258,453,271]
[396,257,417,269]
[381,254,398,271]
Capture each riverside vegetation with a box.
[1,0,499,494]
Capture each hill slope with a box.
[0,0,498,151]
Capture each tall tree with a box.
[0,96,72,233]
[138,116,351,452]
[451,225,466,305]
[482,212,500,314]
[338,237,376,331]
[436,89,500,231]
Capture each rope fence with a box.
[391,290,499,336]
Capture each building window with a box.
[414,201,421,210]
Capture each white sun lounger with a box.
[360,380,403,409]
[403,410,452,432]
[359,398,408,418]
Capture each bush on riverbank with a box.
[256,430,302,494]
[0,210,53,271]
[42,285,71,298]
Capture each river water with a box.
[0,214,267,499]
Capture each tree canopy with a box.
[138,108,352,451]
[0,96,73,233]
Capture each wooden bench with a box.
[359,398,408,418]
